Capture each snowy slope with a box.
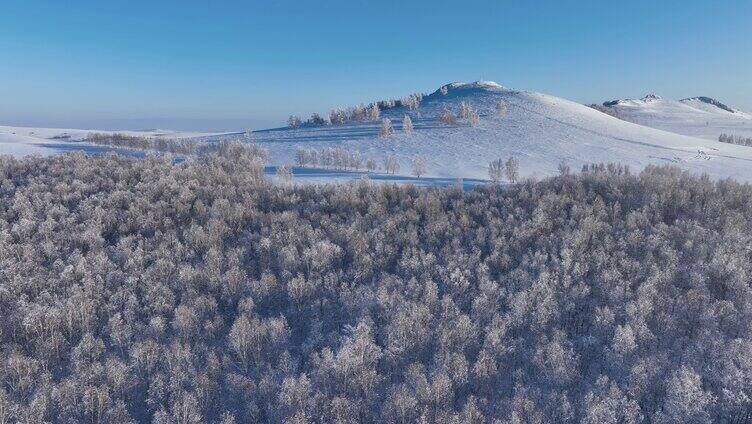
[601,94,752,140]
[203,82,752,182]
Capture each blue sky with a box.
[1,0,750,131]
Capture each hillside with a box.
[207,81,752,182]
[600,94,752,140]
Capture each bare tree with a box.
[412,156,427,178]
[349,151,363,170]
[505,156,519,182]
[295,148,308,167]
[383,155,400,174]
[488,158,505,183]
[558,159,571,175]
[365,159,378,172]
[380,118,394,138]
[402,115,413,134]
[469,110,480,127]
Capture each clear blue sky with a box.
[1,0,750,131]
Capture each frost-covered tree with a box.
[438,106,455,125]
[329,109,346,126]
[488,158,505,183]
[505,156,520,182]
[348,151,363,170]
[657,367,714,423]
[383,155,400,174]
[495,99,508,116]
[367,103,381,121]
[309,113,327,126]
[402,94,422,110]
[288,115,302,128]
[412,156,427,178]
[469,110,480,126]
[457,102,480,126]
[365,159,378,172]
[276,164,294,184]
[379,118,394,138]
[295,148,308,167]
[402,115,413,134]
[459,101,473,119]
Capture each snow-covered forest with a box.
[2,147,752,423]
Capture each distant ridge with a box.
[680,96,736,114]
[597,92,751,140]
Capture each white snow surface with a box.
[602,94,752,140]
[4,82,752,183]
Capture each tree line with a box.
[719,133,752,147]
[288,93,424,129]
[84,133,265,157]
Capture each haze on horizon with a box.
[1,0,750,131]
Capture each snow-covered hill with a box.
[600,94,752,140]
[202,81,752,182]
[4,82,752,183]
